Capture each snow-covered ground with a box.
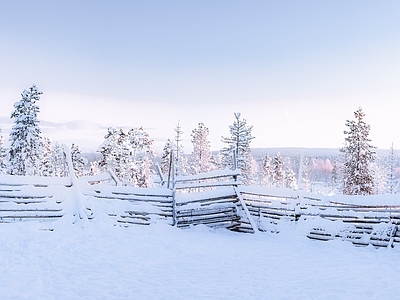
[0,218,398,300]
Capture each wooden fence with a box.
[81,180,174,226]
[0,175,72,224]
[240,186,400,248]
[1,163,400,249]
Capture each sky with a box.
[0,1,399,152]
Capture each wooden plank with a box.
[175,181,238,190]
[177,215,240,227]
[177,207,236,218]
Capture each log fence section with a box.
[238,187,400,248]
[298,199,400,248]
[0,178,72,223]
[82,185,174,226]
[239,189,299,233]
[174,170,256,233]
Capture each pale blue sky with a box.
[0,1,399,151]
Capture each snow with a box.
[0,219,399,299]
[1,175,400,299]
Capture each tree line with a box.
[0,85,397,195]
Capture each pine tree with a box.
[373,161,387,194]
[285,159,297,190]
[71,143,86,178]
[98,127,154,187]
[0,129,7,174]
[301,157,311,192]
[160,139,172,175]
[190,122,213,174]
[331,160,340,194]
[340,107,376,195]
[387,143,397,194]
[272,152,284,188]
[127,127,155,187]
[220,112,255,184]
[173,121,188,176]
[8,85,43,176]
[41,137,54,177]
[52,142,68,177]
[261,153,272,186]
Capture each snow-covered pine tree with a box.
[272,152,285,188]
[285,160,297,190]
[220,113,255,185]
[373,161,387,194]
[387,143,397,194]
[261,153,272,186]
[190,122,214,174]
[160,139,172,175]
[8,85,43,176]
[41,137,54,177]
[340,107,376,195]
[127,127,155,161]
[71,143,86,178]
[127,127,155,187]
[98,127,119,171]
[98,127,155,187]
[301,157,311,192]
[52,142,68,177]
[174,121,188,176]
[331,160,340,194]
[0,128,7,174]
[88,161,100,176]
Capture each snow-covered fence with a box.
[174,170,256,233]
[240,186,400,248]
[0,174,73,224]
[299,198,400,248]
[82,184,174,226]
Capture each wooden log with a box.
[177,206,236,217]
[307,232,334,241]
[117,219,151,226]
[176,215,240,227]
[175,181,238,190]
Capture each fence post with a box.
[168,150,177,226]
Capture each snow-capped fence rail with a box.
[82,184,174,226]
[0,174,72,224]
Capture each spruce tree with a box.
[331,160,340,194]
[173,121,188,176]
[340,107,376,195]
[0,129,7,174]
[71,143,86,178]
[160,139,172,175]
[98,127,154,187]
[41,137,54,177]
[301,157,311,192]
[190,122,213,174]
[220,112,255,184]
[387,143,397,194]
[285,160,297,190]
[52,142,68,177]
[261,153,272,186]
[8,85,43,176]
[272,152,284,188]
